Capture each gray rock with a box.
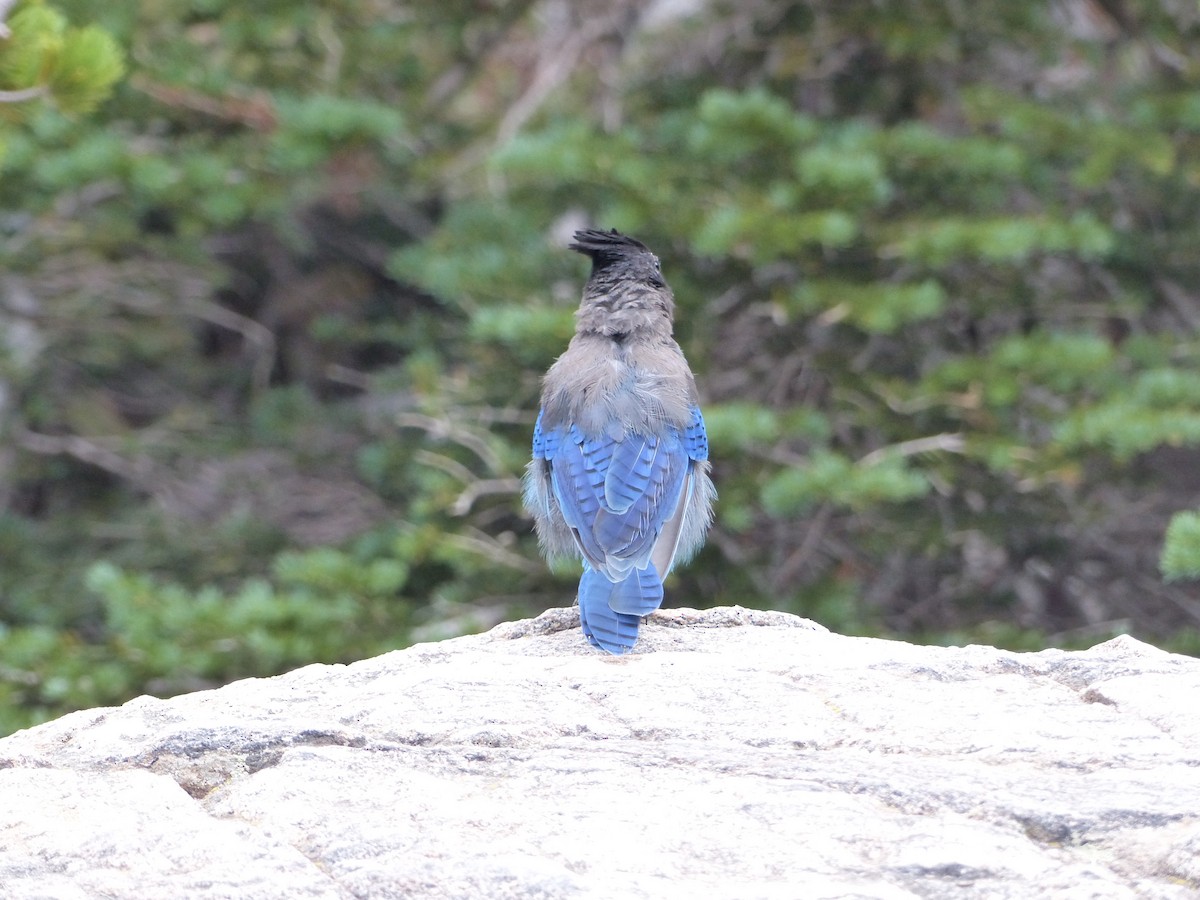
[1,606,1198,899]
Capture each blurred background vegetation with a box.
[3,0,1200,734]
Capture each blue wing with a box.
[534,406,708,654]
[682,405,709,461]
[546,424,689,580]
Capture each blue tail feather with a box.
[578,566,662,655]
[607,565,663,616]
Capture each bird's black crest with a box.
[569,228,652,270]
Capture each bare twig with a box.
[415,449,477,485]
[1157,279,1200,332]
[446,527,544,573]
[421,0,539,111]
[451,476,522,516]
[858,433,966,468]
[183,297,277,395]
[313,13,343,86]
[0,86,48,103]
[14,428,159,487]
[771,502,834,590]
[324,364,372,392]
[494,11,617,146]
[129,73,277,130]
[394,413,503,473]
[0,0,16,38]
[447,5,631,181]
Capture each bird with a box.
[524,228,715,654]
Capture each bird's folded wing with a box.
[683,405,709,461]
[543,422,690,580]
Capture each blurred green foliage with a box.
[0,1,123,117]
[1162,512,1200,582]
[3,0,1200,735]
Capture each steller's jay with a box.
[524,229,715,653]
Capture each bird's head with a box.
[569,229,675,338]
[570,228,666,291]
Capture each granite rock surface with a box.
[1,606,1198,899]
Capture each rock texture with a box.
[1,606,1199,899]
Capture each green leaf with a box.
[887,214,1114,265]
[0,6,67,89]
[702,403,784,451]
[47,25,125,114]
[687,87,816,164]
[1162,512,1200,581]
[761,451,929,517]
[469,305,575,364]
[785,279,946,333]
